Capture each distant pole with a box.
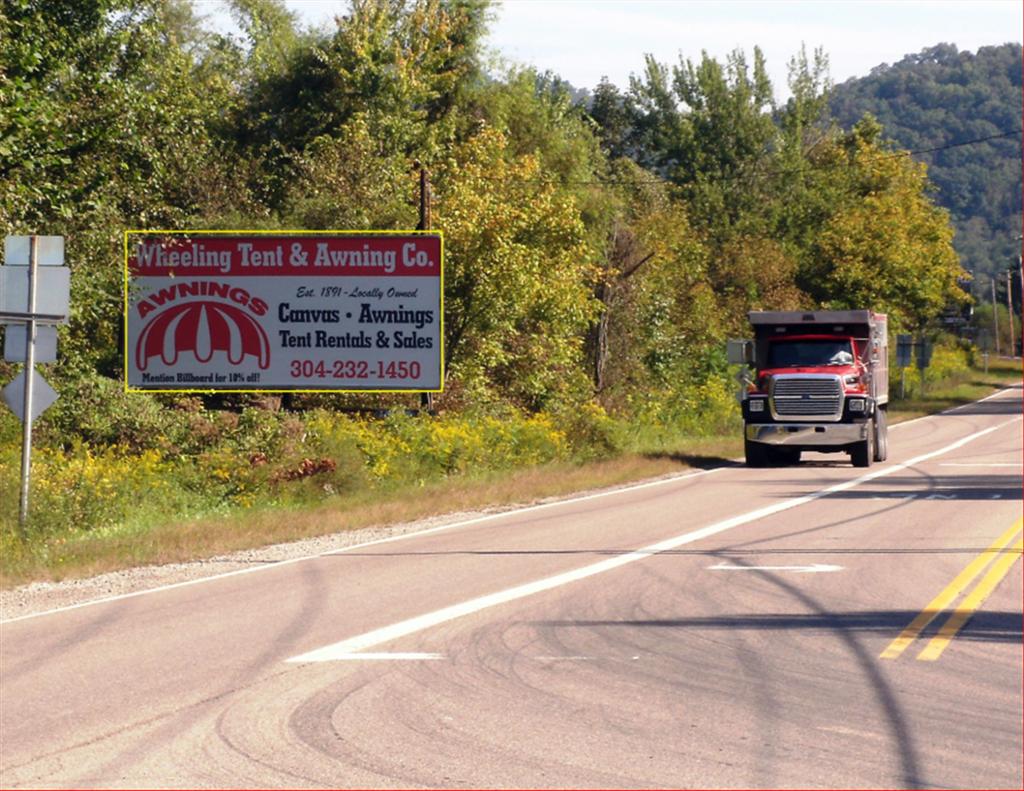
[18,236,38,532]
[416,162,434,413]
[1018,246,1023,354]
[1007,270,1017,357]
[991,278,1000,356]
[1019,251,1024,324]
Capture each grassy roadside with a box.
[886,356,1020,421]
[1,360,1017,588]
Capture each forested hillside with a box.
[829,43,1022,284]
[0,0,977,549]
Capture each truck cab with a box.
[730,310,889,468]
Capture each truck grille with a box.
[770,375,843,421]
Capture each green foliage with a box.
[0,405,579,542]
[0,3,992,554]
[281,119,417,229]
[972,298,1019,355]
[802,119,966,329]
[235,0,488,159]
[624,377,741,439]
[829,43,1022,282]
[890,336,972,398]
[434,127,600,409]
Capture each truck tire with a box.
[745,438,770,467]
[851,420,874,468]
[873,407,888,462]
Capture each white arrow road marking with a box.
[707,563,843,573]
[286,417,1019,664]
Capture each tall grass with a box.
[2,351,1014,586]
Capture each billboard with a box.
[125,232,443,392]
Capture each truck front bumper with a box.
[745,422,868,447]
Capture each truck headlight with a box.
[748,399,765,413]
[848,398,866,412]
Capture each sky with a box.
[204,0,1022,99]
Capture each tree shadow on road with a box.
[642,452,742,469]
[537,610,1023,643]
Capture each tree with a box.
[588,77,636,161]
[805,118,966,328]
[433,128,599,409]
[829,43,1023,284]
[0,0,248,379]
[235,0,491,164]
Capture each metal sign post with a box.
[915,336,933,397]
[18,236,38,527]
[896,334,913,400]
[1,234,68,532]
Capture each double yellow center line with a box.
[881,518,1023,662]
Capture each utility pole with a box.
[415,162,434,412]
[991,277,1000,356]
[1018,241,1023,322]
[1016,233,1023,358]
[417,165,432,233]
[1007,270,1017,357]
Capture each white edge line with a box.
[1,467,720,625]
[943,385,1021,412]
[890,386,1019,428]
[5,386,1018,626]
[939,463,1020,468]
[286,416,1020,663]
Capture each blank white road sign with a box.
[4,325,58,363]
[4,236,65,266]
[0,266,70,319]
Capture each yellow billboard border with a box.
[123,229,445,395]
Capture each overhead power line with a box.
[906,129,1022,155]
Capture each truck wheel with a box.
[745,438,769,468]
[851,420,874,468]
[873,408,888,462]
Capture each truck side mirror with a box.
[727,339,754,365]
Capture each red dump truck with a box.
[729,310,889,468]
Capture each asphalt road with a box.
[2,387,1021,789]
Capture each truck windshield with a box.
[767,339,854,367]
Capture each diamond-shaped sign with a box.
[2,369,58,423]
[4,325,57,363]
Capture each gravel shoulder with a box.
[1,470,692,622]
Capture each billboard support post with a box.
[1007,270,1016,357]
[416,164,434,413]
